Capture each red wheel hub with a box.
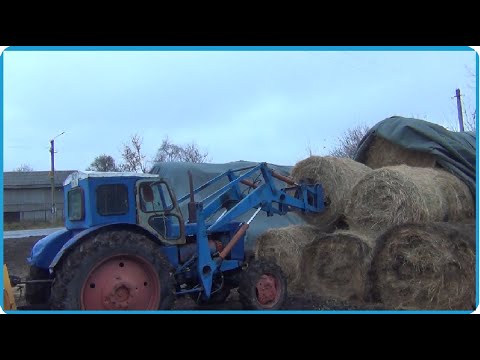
[255,274,281,308]
[81,255,160,310]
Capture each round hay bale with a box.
[291,156,371,232]
[364,136,437,169]
[436,170,475,221]
[345,165,474,236]
[299,231,373,302]
[368,222,476,310]
[255,225,321,294]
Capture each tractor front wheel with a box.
[50,230,175,310]
[238,259,287,310]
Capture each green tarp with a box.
[354,116,476,197]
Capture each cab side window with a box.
[68,188,84,221]
[140,182,173,212]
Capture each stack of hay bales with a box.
[357,136,475,309]
[256,156,376,302]
[254,146,475,310]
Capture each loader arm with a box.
[206,172,324,232]
[178,162,325,233]
[176,162,325,299]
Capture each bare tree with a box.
[153,137,209,164]
[120,134,148,173]
[13,164,34,172]
[328,124,370,159]
[463,112,476,132]
[447,94,476,133]
[86,154,119,172]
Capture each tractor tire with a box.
[238,258,287,310]
[25,265,52,308]
[50,230,175,310]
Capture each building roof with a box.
[64,171,158,186]
[3,171,77,189]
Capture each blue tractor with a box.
[25,163,324,310]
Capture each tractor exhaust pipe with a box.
[188,170,197,223]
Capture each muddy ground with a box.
[4,236,383,311]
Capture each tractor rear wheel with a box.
[238,258,287,310]
[50,230,175,310]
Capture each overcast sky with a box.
[2,48,477,172]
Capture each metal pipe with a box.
[218,223,249,259]
[212,209,228,225]
[270,171,296,186]
[246,207,262,224]
[218,207,261,259]
[230,165,258,172]
[240,179,258,188]
[200,165,261,209]
[177,165,258,204]
[17,279,54,284]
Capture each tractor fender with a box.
[28,228,80,269]
[48,223,173,271]
[47,225,106,271]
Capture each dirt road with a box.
[4,228,65,239]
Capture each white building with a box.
[3,170,75,223]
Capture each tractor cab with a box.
[64,171,186,245]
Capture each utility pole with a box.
[454,88,464,132]
[50,139,55,223]
[50,132,65,223]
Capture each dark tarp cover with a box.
[150,161,305,252]
[354,116,476,197]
